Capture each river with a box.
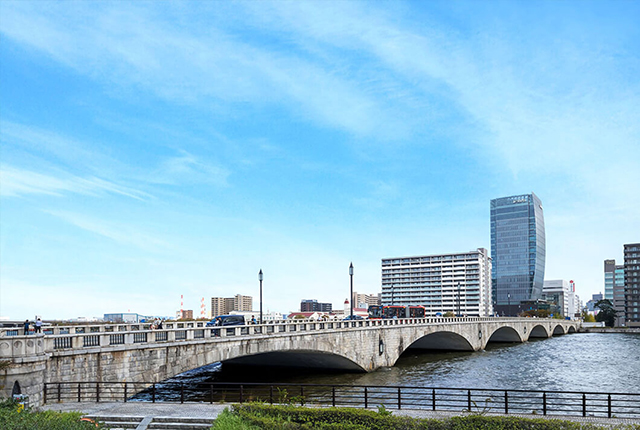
[135,332,640,401]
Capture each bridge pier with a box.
[0,335,49,406]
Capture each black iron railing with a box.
[42,382,640,419]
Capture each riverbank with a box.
[579,328,640,333]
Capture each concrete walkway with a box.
[41,401,640,428]
[42,401,227,419]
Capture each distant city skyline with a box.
[1,1,638,319]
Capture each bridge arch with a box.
[404,331,475,352]
[528,324,550,339]
[567,326,576,334]
[486,326,524,343]
[552,324,566,335]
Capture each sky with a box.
[1,1,638,320]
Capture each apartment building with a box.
[211,294,253,317]
[381,248,492,317]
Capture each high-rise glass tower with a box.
[490,193,545,313]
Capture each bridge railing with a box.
[42,381,639,419]
[1,317,577,359]
[2,316,572,337]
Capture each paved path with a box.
[42,402,639,428]
[43,401,227,419]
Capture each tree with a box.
[520,309,550,318]
[594,299,617,327]
[581,309,596,323]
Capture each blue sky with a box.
[1,1,638,320]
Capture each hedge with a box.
[226,403,640,430]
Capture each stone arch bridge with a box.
[1,317,578,406]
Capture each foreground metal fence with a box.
[43,381,640,419]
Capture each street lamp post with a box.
[507,293,511,317]
[349,263,354,319]
[457,282,461,317]
[391,286,395,306]
[259,269,263,325]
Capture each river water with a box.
[136,332,640,401]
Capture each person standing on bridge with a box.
[34,318,42,334]
[23,320,30,335]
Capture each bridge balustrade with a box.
[2,316,513,338]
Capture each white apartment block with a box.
[381,248,492,317]
[542,280,576,318]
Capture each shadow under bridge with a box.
[220,350,365,372]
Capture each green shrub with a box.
[211,408,261,430]
[232,404,425,430]
[218,404,639,430]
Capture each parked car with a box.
[342,315,364,321]
[206,315,246,327]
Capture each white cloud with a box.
[149,151,230,187]
[0,2,420,138]
[0,165,152,200]
[45,210,169,252]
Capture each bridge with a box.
[0,317,579,406]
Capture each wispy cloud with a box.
[0,165,153,200]
[1,120,232,198]
[149,151,230,187]
[1,121,121,174]
[241,1,640,202]
[0,2,421,138]
[45,210,169,252]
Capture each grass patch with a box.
[210,403,640,430]
[0,398,103,429]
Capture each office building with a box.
[573,294,581,317]
[211,294,253,317]
[605,259,626,326]
[353,292,381,309]
[491,193,546,315]
[585,293,604,312]
[381,248,492,317]
[624,243,640,327]
[542,280,576,318]
[103,313,141,323]
[300,299,332,312]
